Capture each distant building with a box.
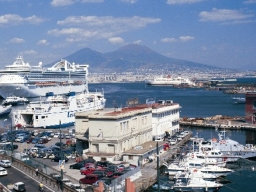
[245,93,256,124]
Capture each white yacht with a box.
[172,177,223,192]
[174,169,218,182]
[165,160,233,177]
[200,131,256,160]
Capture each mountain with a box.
[48,44,219,73]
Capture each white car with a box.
[15,136,24,142]
[70,184,85,192]
[62,178,73,187]
[169,138,177,145]
[13,182,26,191]
[0,167,7,176]
[0,159,11,167]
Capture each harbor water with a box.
[1,80,256,191]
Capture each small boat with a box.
[200,165,233,177]
[172,177,223,192]
[174,169,218,182]
[232,97,245,104]
[152,183,171,190]
[165,160,232,177]
[0,105,12,116]
[2,96,29,106]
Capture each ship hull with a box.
[0,83,86,99]
[14,93,106,129]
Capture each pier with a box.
[180,116,256,130]
[133,133,192,191]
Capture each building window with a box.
[129,155,133,160]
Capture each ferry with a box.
[13,91,106,129]
[0,56,89,99]
[146,75,196,86]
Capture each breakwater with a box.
[180,116,256,130]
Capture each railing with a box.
[110,166,141,192]
[0,154,76,192]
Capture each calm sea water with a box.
[89,82,256,192]
[1,80,256,191]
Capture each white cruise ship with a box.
[0,56,89,99]
[147,75,196,86]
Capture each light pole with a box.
[59,121,63,191]
[4,119,13,159]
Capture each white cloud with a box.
[166,0,203,4]
[199,8,254,22]
[179,36,194,42]
[81,0,103,2]
[9,38,25,43]
[21,50,37,55]
[49,16,160,42]
[51,0,77,6]
[0,14,44,26]
[108,37,124,44]
[133,40,142,44]
[120,0,137,3]
[243,0,256,4]
[161,38,176,43]
[37,39,49,45]
[51,0,103,6]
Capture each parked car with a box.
[51,156,69,162]
[31,137,40,144]
[34,144,47,149]
[38,138,48,144]
[79,174,102,185]
[80,167,96,175]
[69,162,86,169]
[169,138,177,145]
[70,184,85,192]
[26,137,34,143]
[49,173,61,181]
[108,171,124,179]
[0,159,11,168]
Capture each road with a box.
[0,165,54,192]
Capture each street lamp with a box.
[59,120,64,191]
[4,118,13,160]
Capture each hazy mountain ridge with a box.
[48,44,225,73]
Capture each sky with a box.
[0,0,255,70]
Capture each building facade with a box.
[150,100,180,140]
[245,93,256,124]
[75,106,153,160]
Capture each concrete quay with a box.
[133,133,192,192]
[180,117,256,130]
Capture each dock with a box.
[133,133,192,191]
[180,116,256,130]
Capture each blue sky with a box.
[0,0,255,70]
